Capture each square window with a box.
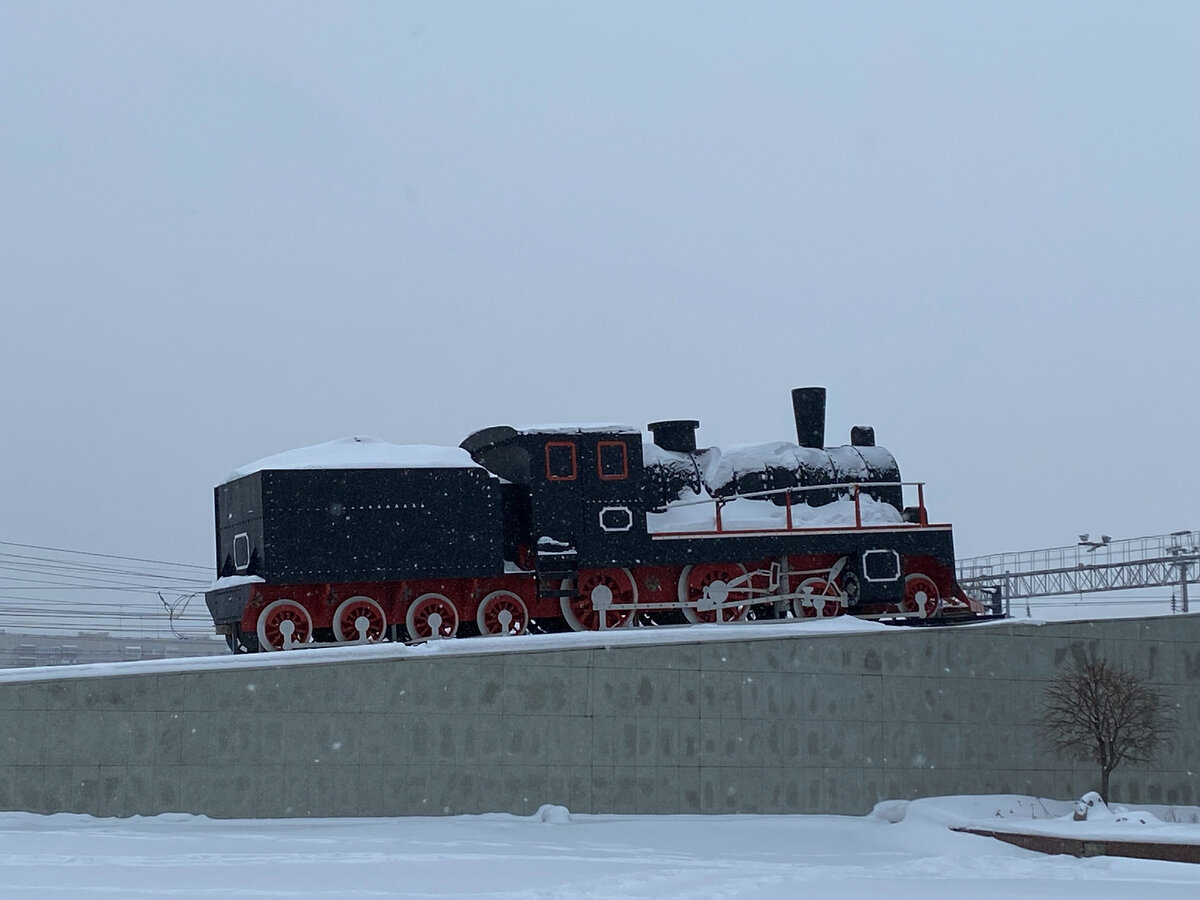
[863,549,901,582]
[545,442,577,480]
[597,441,628,480]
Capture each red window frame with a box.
[597,440,629,480]
[545,441,578,481]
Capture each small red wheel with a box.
[477,590,529,636]
[791,576,835,618]
[256,599,313,651]
[678,563,749,624]
[560,568,636,631]
[406,592,459,639]
[334,595,387,643]
[903,574,941,618]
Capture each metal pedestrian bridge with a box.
[956,530,1200,614]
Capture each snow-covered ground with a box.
[1,796,1197,898]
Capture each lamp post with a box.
[1077,533,1112,553]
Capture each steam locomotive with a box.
[205,388,983,652]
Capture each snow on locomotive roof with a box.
[641,438,898,484]
[513,423,639,435]
[223,436,481,483]
[706,441,894,487]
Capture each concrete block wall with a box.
[0,615,1196,818]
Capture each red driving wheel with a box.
[560,568,636,631]
[477,590,529,636]
[334,596,387,643]
[903,574,941,618]
[678,563,749,624]
[406,593,459,639]
[256,599,313,651]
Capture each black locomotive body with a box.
[206,389,983,652]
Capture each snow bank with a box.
[877,794,1200,845]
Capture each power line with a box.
[0,538,216,640]
[0,539,209,571]
[0,553,206,579]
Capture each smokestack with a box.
[791,387,826,449]
[648,420,700,453]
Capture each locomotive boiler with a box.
[205,388,983,652]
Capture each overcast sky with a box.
[1,1,1197,609]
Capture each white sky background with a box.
[1,2,1197,603]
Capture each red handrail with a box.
[650,480,932,537]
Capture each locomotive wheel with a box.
[333,595,387,643]
[406,592,459,639]
[791,576,842,619]
[903,574,941,618]
[256,599,313,651]
[560,568,636,631]
[477,590,529,636]
[678,563,749,624]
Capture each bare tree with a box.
[1040,657,1176,799]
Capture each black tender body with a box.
[215,467,503,583]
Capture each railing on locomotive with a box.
[652,480,930,534]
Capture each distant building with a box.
[0,631,227,668]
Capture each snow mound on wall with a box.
[871,799,911,823]
[534,804,572,824]
[224,436,481,483]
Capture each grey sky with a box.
[1,0,1196,611]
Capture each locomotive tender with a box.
[205,388,982,652]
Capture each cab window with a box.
[597,441,628,480]
[545,442,577,480]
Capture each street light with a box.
[1078,534,1112,553]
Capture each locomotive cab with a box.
[461,425,649,571]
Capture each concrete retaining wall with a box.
[0,615,1196,818]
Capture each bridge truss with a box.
[956,530,1200,616]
